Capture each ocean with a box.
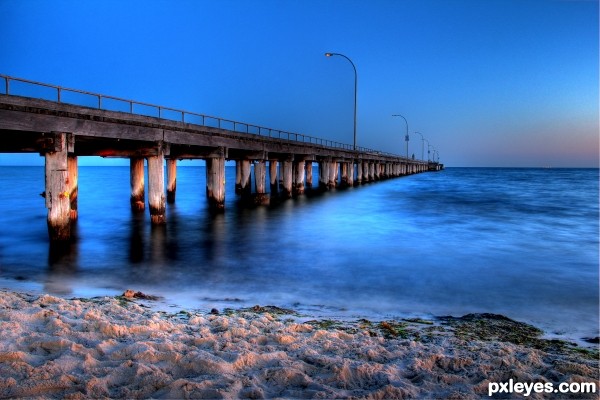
[0,166,598,342]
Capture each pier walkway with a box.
[0,75,442,241]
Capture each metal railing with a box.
[1,74,413,161]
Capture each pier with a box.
[0,75,442,241]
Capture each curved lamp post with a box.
[415,131,425,161]
[325,52,357,151]
[392,114,409,159]
[424,139,431,162]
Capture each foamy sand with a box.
[0,290,597,399]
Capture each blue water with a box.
[0,166,598,342]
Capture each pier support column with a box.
[340,163,348,187]
[130,157,145,211]
[305,162,313,189]
[318,160,329,190]
[293,160,305,196]
[45,132,71,241]
[362,161,369,182]
[269,160,278,194]
[235,161,242,194]
[254,160,269,204]
[206,155,226,211]
[357,161,363,185]
[147,151,166,224]
[281,158,293,198]
[236,160,251,196]
[347,162,354,187]
[67,155,78,220]
[328,161,337,189]
[166,159,177,204]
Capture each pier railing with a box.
[1,74,409,160]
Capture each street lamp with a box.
[391,114,409,159]
[415,132,424,161]
[325,52,357,151]
[424,139,431,162]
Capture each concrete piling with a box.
[67,155,78,220]
[293,160,305,196]
[269,160,278,194]
[130,157,145,211]
[147,152,166,224]
[45,132,70,241]
[206,156,225,211]
[305,162,313,189]
[166,159,177,204]
[281,158,293,198]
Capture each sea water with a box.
[0,166,597,341]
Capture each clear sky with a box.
[0,0,598,167]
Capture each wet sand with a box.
[0,290,597,399]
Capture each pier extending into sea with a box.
[0,75,443,241]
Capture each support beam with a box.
[269,160,278,194]
[235,161,242,194]
[318,160,329,190]
[328,161,337,189]
[356,161,363,185]
[147,150,166,224]
[130,157,145,211]
[45,132,70,241]
[363,161,370,182]
[347,161,354,187]
[166,159,177,204]
[67,155,78,220]
[281,158,293,198]
[340,162,348,187]
[293,160,305,196]
[206,156,225,211]
[253,160,269,204]
[240,160,251,197]
[305,162,313,189]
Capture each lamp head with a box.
[325,52,333,57]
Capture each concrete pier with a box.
[253,160,269,204]
[356,161,363,185]
[130,158,145,211]
[236,160,251,197]
[328,161,337,189]
[305,162,313,189]
[147,151,166,224]
[293,160,305,196]
[281,158,293,198]
[318,159,329,190]
[0,78,440,241]
[44,132,71,241]
[166,159,177,204]
[269,160,278,195]
[206,156,225,211]
[67,155,78,220]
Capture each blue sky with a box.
[0,0,598,167]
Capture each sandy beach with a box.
[0,289,597,399]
